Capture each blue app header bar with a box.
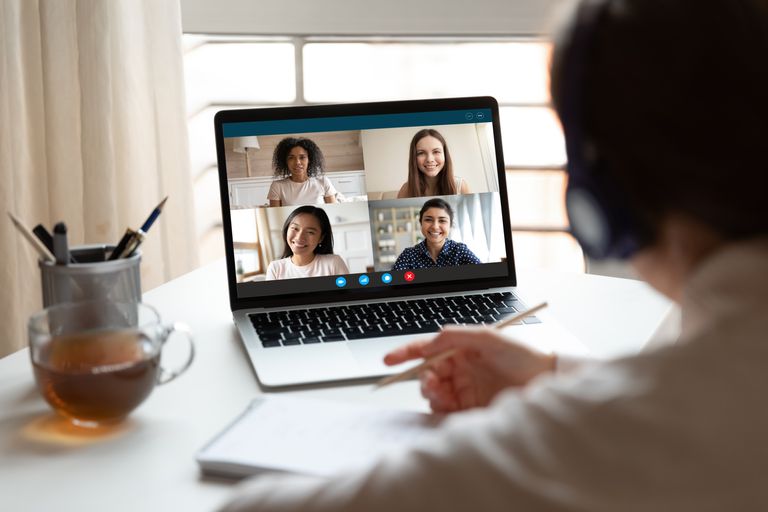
[222,109,493,138]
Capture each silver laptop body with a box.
[215,97,587,389]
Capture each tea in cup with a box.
[28,301,194,427]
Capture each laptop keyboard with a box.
[248,291,541,348]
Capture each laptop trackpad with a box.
[347,336,419,374]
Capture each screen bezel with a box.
[214,96,517,312]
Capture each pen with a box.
[32,224,54,254]
[7,212,55,263]
[53,222,70,265]
[108,196,168,260]
[121,229,145,259]
[34,224,79,263]
[109,228,135,261]
[374,302,549,390]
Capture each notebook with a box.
[214,96,588,388]
[196,395,440,478]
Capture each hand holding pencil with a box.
[378,303,556,413]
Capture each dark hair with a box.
[272,137,326,179]
[280,206,334,258]
[418,198,454,226]
[405,129,456,197]
[550,0,768,243]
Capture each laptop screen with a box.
[214,97,516,308]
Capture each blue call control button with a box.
[358,274,370,286]
[381,273,393,284]
[335,276,347,288]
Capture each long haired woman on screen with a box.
[397,129,470,198]
[265,206,349,280]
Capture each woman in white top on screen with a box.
[267,137,338,207]
[265,205,349,280]
[396,129,470,198]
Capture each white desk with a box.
[0,261,671,512]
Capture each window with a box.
[183,34,583,272]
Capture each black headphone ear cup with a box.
[566,185,611,257]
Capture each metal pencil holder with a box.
[38,245,142,308]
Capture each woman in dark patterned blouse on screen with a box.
[393,198,481,270]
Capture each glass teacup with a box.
[28,300,194,427]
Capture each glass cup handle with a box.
[156,322,195,385]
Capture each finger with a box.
[421,371,459,413]
[383,339,431,365]
[422,326,496,357]
[419,369,439,399]
[429,357,455,380]
[419,369,442,399]
[430,398,460,414]
[449,353,483,410]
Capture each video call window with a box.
[369,193,505,271]
[221,108,509,296]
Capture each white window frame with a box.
[180,0,570,37]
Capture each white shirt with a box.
[267,176,337,206]
[399,175,467,196]
[221,238,768,512]
[265,254,349,280]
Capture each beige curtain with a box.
[0,0,198,357]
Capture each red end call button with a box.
[404,271,415,282]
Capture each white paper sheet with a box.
[196,395,441,478]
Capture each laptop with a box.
[214,96,587,389]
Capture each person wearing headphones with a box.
[221,0,768,510]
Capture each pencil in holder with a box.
[38,245,142,308]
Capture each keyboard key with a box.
[346,326,383,340]
[302,336,321,344]
[399,324,440,335]
[258,332,283,342]
[321,334,346,342]
[343,326,362,337]
[261,340,281,348]
[503,300,525,310]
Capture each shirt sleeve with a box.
[266,180,280,202]
[333,255,350,274]
[459,243,482,265]
[322,176,338,198]
[265,261,278,280]
[555,354,597,373]
[392,248,412,271]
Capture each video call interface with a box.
[222,109,510,299]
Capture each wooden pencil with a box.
[7,212,56,263]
